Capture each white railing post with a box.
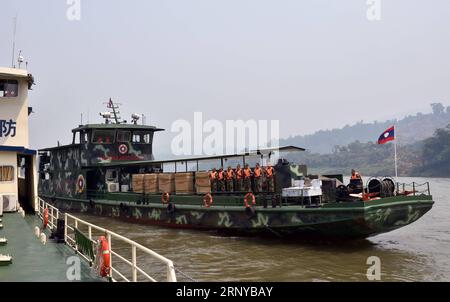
[64,213,68,244]
[167,261,177,282]
[107,233,113,280]
[132,245,137,282]
[50,207,54,229]
[74,219,78,252]
[88,226,92,241]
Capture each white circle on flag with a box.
[384,132,389,138]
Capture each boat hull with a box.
[42,195,434,239]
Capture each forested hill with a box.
[284,124,450,178]
[280,103,450,154]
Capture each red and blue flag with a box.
[378,126,395,145]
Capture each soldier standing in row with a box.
[243,164,252,192]
[217,168,226,192]
[254,163,262,193]
[209,168,217,192]
[235,164,243,192]
[265,164,275,192]
[225,166,235,192]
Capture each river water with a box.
[75,177,450,282]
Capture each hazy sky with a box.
[1,0,449,156]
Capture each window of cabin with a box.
[0,166,14,182]
[117,130,131,142]
[73,132,81,144]
[0,79,19,98]
[92,130,116,144]
[81,132,89,144]
[132,131,152,144]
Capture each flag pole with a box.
[394,125,398,179]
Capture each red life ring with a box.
[203,193,213,208]
[98,236,111,277]
[43,208,49,229]
[244,193,256,208]
[161,192,170,204]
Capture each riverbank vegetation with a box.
[286,124,450,178]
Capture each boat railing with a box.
[396,181,431,196]
[37,197,60,231]
[37,197,177,282]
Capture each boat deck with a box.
[0,212,103,282]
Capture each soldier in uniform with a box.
[243,164,252,192]
[264,163,275,192]
[235,164,243,192]
[253,163,262,193]
[225,166,235,192]
[217,168,226,192]
[209,168,217,192]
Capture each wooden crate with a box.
[144,174,158,194]
[195,171,211,194]
[175,172,195,194]
[132,174,145,193]
[158,173,175,193]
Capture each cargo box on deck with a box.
[195,171,211,194]
[132,174,145,193]
[158,173,175,193]
[175,172,195,194]
[144,174,158,194]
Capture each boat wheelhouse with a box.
[0,67,37,214]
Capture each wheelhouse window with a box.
[117,130,131,142]
[132,131,152,144]
[0,166,14,182]
[92,130,116,144]
[0,79,19,98]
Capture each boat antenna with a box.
[103,98,122,124]
[11,15,17,68]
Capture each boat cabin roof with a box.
[72,124,165,132]
[86,145,305,168]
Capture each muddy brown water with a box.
[74,177,450,282]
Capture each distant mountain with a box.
[280,103,450,154]
[283,123,450,178]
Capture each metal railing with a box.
[37,197,59,230]
[396,181,431,196]
[37,198,177,282]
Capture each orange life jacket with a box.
[218,171,225,181]
[254,167,261,178]
[244,168,251,179]
[265,166,274,178]
[226,170,234,180]
[209,171,217,180]
[236,169,243,179]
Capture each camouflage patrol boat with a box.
[38,101,434,239]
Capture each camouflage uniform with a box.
[265,166,275,192]
[217,169,226,192]
[243,165,252,192]
[225,167,234,192]
[209,170,217,192]
[235,166,243,192]
[254,165,262,193]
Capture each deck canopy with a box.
[87,145,305,171]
